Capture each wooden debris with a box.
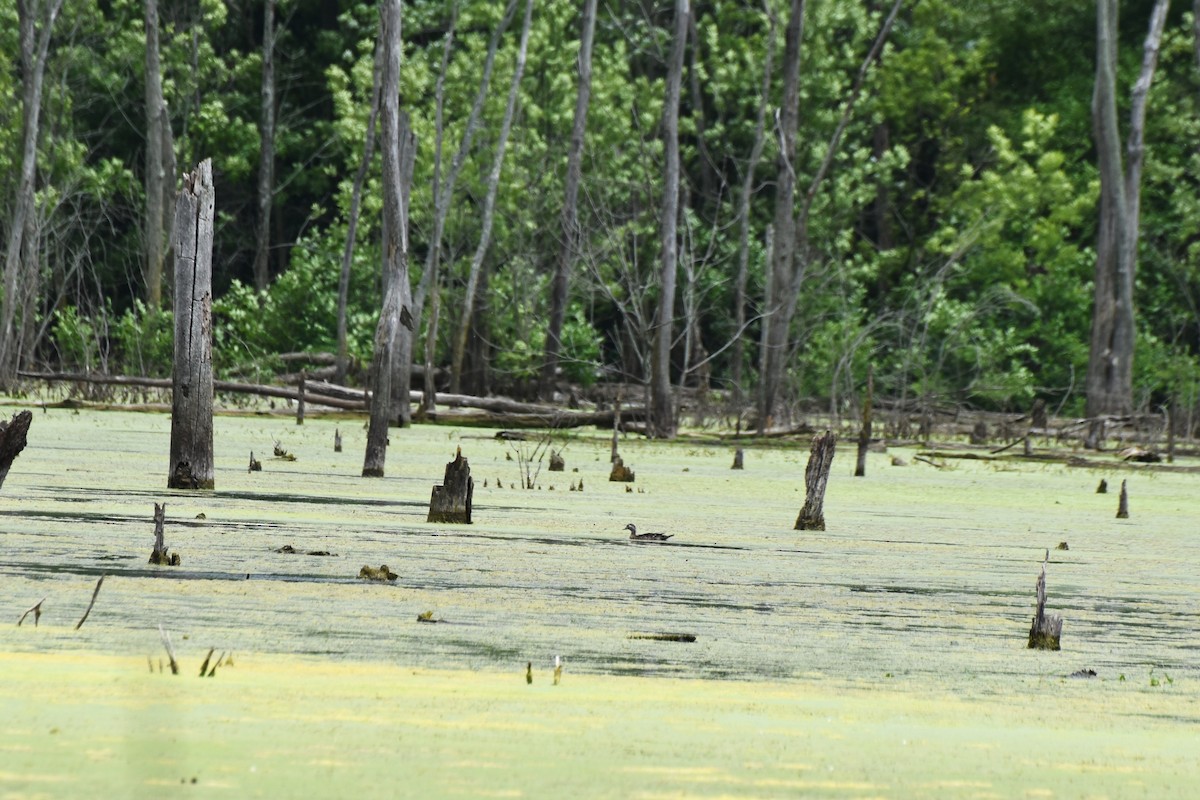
[274,545,336,556]
[199,648,215,677]
[0,409,32,491]
[731,447,744,470]
[795,431,837,531]
[168,161,216,491]
[912,454,944,469]
[1068,668,1097,679]
[159,623,180,674]
[358,565,398,582]
[1027,557,1062,650]
[149,502,180,566]
[526,662,533,684]
[416,610,438,623]
[75,576,105,630]
[427,447,473,523]
[891,455,907,467]
[248,451,262,472]
[272,441,296,461]
[1118,447,1160,463]
[495,430,527,441]
[17,597,46,627]
[628,632,697,643]
[609,456,635,482]
[1116,479,1129,519]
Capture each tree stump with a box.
[549,450,565,471]
[149,502,180,566]
[296,371,306,425]
[969,420,988,445]
[609,456,635,482]
[855,367,873,477]
[334,428,342,452]
[795,431,836,531]
[248,451,262,472]
[1031,398,1048,430]
[731,447,744,470]
[428,447,473,523]
[1027,560,1062,650]
[168,160,216,490]
[0,409,32,491]
[1116,479,1129,518]
[1096,478,1108,494]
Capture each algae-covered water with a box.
[1,406,1198,797]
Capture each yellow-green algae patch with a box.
[1,406,1199,795]
[1,651,1197,799]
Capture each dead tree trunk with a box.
[144,0,168,308]
[795,431,836,530]
[252,0,277,292]
[0,409,33,490]
[428,447,473,523]
[731,447,744,470]
[1027,559,1063,650]
[1116,478,1129,518]
[148,502,180,565]
[855,366,873,477]
[168,160,215,490]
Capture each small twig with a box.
[912,455,944,469]
[18,597,46,627]
[159,624,179,675]
[199,648,215,677]
[74,576,105,630]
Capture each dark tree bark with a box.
[855,366,873,477]
[650,0,689,439]
[1027,559,1062,650]
[0,0,64,388]
[0,410,33,491]
[539,0,597,400]
[450,0,534,394]
[1085,0,1169,431]
[252,0,277,292]
[168,161,216,490]
[144,0,169,309]
[427,447,473,523]
[363,0,413,477]
[795,431,836,530]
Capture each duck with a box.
[624,523,673,542]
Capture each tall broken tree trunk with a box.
[795,431,836,530]
[855,366,873,477]
[252,0,277,292]
[167,160,215,490]
[0,410,33,490]
[148,502,180,565]
[428,447,473,523]
[1027,557,1062,650]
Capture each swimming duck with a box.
[624,523,673,542]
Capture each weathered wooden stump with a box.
[549,450,565,471]
[1096,478,1108,494]
[168,160,216,490]
[1027,559,1062,650]
[248,451,262,472]
[1116,479,1129,518]
[149,502,180,565]
[428,447,473,523]
[609,456,635,482]
[0,409,32,491]
[1031,398,1048,430]
[969,420,988,445]
[296,371,306,425]
[334,427,342,452]
[731,447,744,470]
[359,564,398,581]
[855,367,873,477]
[795,431,837,531]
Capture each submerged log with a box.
[1027,558,1062,650]
[0,409,32,491]
[149,502,180,566]
[796,431,837,531]
[427,447,473,523]
[168,160,216,490]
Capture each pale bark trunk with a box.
[144,0,166,308]
[648,0,688,439]
[167,160,216,490]
[335,37,383,384]
[0,0,63,388]
[252,0,277,292]
[363,0,412,477]
[539,0,597,400]
[1085,0,1168,424]
[449,0,534,394]
[732,2,776,399]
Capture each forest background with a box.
[2,0,1199,437]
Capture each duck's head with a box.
[623,523,637,535]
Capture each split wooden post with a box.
[149,502,180,565]
[168,160,216,490]
[427,447,473,523]
[1027,557,1062,650]
[0,409,32,490]
[1116,479,1129,518]
[854,367,873,477]
[796,431,837,531]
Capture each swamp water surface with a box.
[1,406,1198,797]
